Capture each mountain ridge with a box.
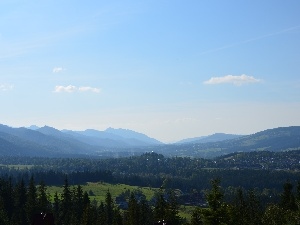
[0,124,299,158]
[176,133,244,144]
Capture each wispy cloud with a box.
[54,85,100,93]
[52,67,65,73]
[204,74,261,86]
[0,84,14,91]
[199,25,300,55]
[78,86,101,93]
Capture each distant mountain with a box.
[177,133,243,144]
[62,129,135,148]
[104,127,163,145]
[0,124,98,156]
[0,124,299,158]
[157,126,300,158]
[27,125,40,130]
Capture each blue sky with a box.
[1,0,300,142]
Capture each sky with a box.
[1,0,300,143]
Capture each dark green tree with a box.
[262,204,286,225]
[165,189,182,225]
[105,190,114,225]
[139,195,153,225]
[53,191,60,225]
[60,176,72,225]
[73,185,84,225]
[25,175,38,224]
[112,207,123,225]
[245,189,262,225]
[127,192,139,225]
[202,179,229,225]
[0,197,9,225]
[11,179,27,225]
[191,207,204,225]
[0,177,14,221]
[279,181,297,211]
[97,202,106,225]
[153,190,167,222]
[37,180,51,212]
[229,188,247,225]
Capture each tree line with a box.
[1,175,300,225]
[0,152,300,194]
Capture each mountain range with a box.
[0,124,299,158]
[0,124,163,157]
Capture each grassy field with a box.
[46,182,195,222]
[47,182,157,202]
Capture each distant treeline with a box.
[0,152,300,195]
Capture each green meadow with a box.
[46,182,194,221]
[47,182,157,203]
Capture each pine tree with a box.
[53,191,60,225]
[1,177,14,221]
[229,188,247,225]
[154,190,167,222]
[239,189,262,225]
[61,176,72,225]
[202,179,229,225]
[112,207,123,225]
[25,175,38,224]
[73,185,84,225]
[191,207,203,225]
[262,204,286,225]
[0,197,9,225]
[12,179,27,225]
[105,190,114,225]
[37,180,51,213]
[280,181,297,211]
[166,189,181,225]
[97,202,106,225]
[139,195,153,225]
[127,192,139,225]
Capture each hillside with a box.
[176,133,243,144]
[154,126,300,158]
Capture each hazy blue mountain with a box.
[75,129,124,140]
[104,127,163,145]
[62,129,133,148]
[1,124,300,158]
[177,133,243,144]
[0,131,67,157]
[157,126,300,158]
[63,128,163,147]
[0,124,98,156]
[27,125,40,130]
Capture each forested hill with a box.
[0,150,300,192]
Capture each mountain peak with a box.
[37,126,62,136]
[27,125,40,130]
[105,127,163,145]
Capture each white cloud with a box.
[52,67,64,73]
[53,85,100,93]
[54,85,77,93]
[79,86,101,93]
[0,84,14,91]
[204,74,261,86]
